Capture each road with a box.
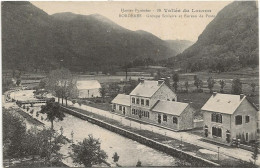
[7,90,182,167]
[62,97,260,166]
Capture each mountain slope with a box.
[174,1,258,72]
[51,12,176,71]
[2,2,190,72]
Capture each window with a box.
[218,114,222,123]
[141,99,144,106]
[163,114,167,122]
[136,98,140,105]
[173,117,178,124]
[132,109,134,114]
[246,133,249,141]
[144,111,147,117]
[146,100,149,106]
[211,113,222,123]
[245,116,250,123]
[211,113,216,122]
[119,106,122,111]
[235,115,242,125]
[123,107,125,112]
[212,127,222,137]
[113,104,116,110]
[132,98,135,104]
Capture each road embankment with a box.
[61,106,220,167]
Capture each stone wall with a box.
[61,106,219,167]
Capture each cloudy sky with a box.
[32,1,232,42]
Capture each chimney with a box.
[158,80,164,85]
[240,94,244,100]
[140,78,144,84]
[213,92,217,97]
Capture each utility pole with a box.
[217,147,220,161]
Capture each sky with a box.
[31,1,232,42]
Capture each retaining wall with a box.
[61,106,220,167]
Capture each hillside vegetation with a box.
[170,1,258,72]
[2,2,191,73]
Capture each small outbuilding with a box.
[150,100,194,131]
[111,94,130,115]
[76,80,101,98]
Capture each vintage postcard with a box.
[2,1,259,167]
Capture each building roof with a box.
[76,80,101,90]
[201,93,247,114]
[111,94,130,106]
[130,80,164,97]
[151,100,189,116]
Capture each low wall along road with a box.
[61,106,220,167]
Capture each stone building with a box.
[112,79,194,131]
[76,80,101,98]
[202,92,258,145]
[111,94,130,115]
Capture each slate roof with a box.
[151,100,189,116]
[130,80,163,97]
[76,80,101,90]
[201,93,247,114]
[111,94,130,106]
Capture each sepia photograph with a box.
[1,0,259,167]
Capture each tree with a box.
[64,79,78,106]
[71,134,108,167]
[3,108,66,166]
[46,68,75,105]
[250,83,256,95]
[3,108,27,159]
[219,80,226,93]
[40,99,65,131]
[251,141,259,165]
[112,152,120,163]
[172,73,179,92]
[184,81,189,92]
[231,78,242,95]
[154,70,161,80]
[99,87,107,103]
[16,79,21,86]
[26,127,66,165]
[207,77,216,93]
[39,78,47,89]
[194,75,203,91]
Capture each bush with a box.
[95,99,102,103]
[72,100,76,104]
[78,101,82,106]
[23,105,26,109]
